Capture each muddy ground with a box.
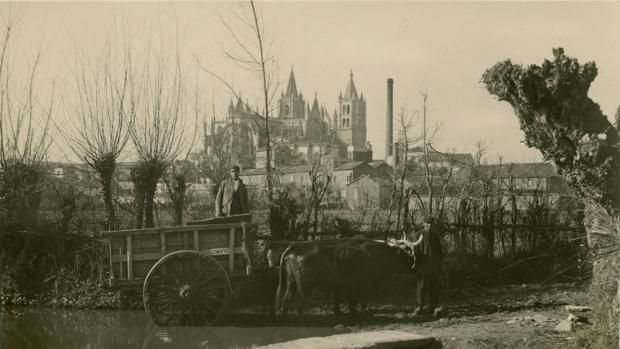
[362,283,593,349]
[233,282,596,348]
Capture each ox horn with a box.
[396,234,424,249]
[411,233,424,247]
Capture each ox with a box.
[274,238,421,319]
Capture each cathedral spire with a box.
[235,95,244,112]
[284,67,298,98]
[311,92,320,117]
[343,69,358,100]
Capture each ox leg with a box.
[282,278,297,319]
[347,289,359,317]
[276,271,295,320]
[295,296,304,317]
[360,292,369,316]
[333,289,343,316]
[293,275,305,318]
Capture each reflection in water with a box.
[1,306,344,349]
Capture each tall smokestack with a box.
[385,78,394,161]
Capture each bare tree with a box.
[402,93,441,219]
[162,80,200,226]
[0,14,55,230]
[300,108,334,239]
[130,46,189,228]
[67,39,137,230]
[395,108,424,231]
[197,1,280,204]
[202,118,234,197]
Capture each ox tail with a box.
[275,243,296,318]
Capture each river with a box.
[0,306,345,349]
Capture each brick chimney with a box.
[386,78,394,161]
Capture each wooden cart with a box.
[101,214,260,326]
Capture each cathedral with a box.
[206,69,372,169]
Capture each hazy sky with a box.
[4,1,620,163]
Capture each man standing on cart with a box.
[215,165,249,217]
[215,165,254,275]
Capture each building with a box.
[406,146,474,172]
[335,71,367,152]
[332,161,374,197]
[277,70,326,141]
[346,175,393,209]
[208,96,284,169]
[206,68,373,170]
[477,162,574,211]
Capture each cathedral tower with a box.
[278,68,306,138]
[336,70,366,149]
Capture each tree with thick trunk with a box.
[482,48,620,213]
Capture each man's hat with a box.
[422,215,434,224]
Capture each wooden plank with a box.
[126,235,133,281]
[101,223,246,237]
[193,230,199,252]
[119,247,124,279]
[107,240,114,281]
[183,232,189,249]
[229,228,236,272]
[112,247,245,263]
[160,232,166,255]
[113,252,162,263]
[241,222,252,272]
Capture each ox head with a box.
[392,231,424,251]
[388,231,424,273]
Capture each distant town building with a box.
[346,174,393,209]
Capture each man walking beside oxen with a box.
[411,215,444,317]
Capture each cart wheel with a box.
[143,250,232,326]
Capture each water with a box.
[0,306,344,349]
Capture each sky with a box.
[3,1,619,164]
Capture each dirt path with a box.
[352,283,592,349]
[363,306,582,348]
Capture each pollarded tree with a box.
[68,39,137,231]
[131,49,189,228]
[481,48,620,213]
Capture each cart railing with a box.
[101,222,248,289]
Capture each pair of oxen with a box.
[266,235,424,319]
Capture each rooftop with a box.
[335,161,367,171]
[479,162,559,178]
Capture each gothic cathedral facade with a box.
[207,68,370,168]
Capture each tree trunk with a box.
[144,181,157,228]
[101,175,116,230]
[133,188,144,229]
[173,187,185,226]
[584,206,619,348]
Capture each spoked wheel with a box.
[143,250,232,326]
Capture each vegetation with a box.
[481,48,620,212]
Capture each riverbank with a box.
[0,280,125,309]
